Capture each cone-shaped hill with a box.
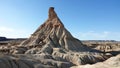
[20,7,95,52]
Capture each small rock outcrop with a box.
[71,54,120,68]
[83,41,120,56]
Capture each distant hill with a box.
[0,36,27,41]
[0,36,118,42]
[0,37,7,41]
[81,40,118,42]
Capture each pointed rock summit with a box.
[48,7,58,20]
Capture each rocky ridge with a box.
[83,41,120,56]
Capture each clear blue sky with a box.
[0,0,120,40]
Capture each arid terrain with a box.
[0,7,119,68]
[0,38,120,56]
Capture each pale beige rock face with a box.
[71,54,120,68]
[83,41,120,56]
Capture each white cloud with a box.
[0,26,14,32]
[78,31,120,41]
[80,31,110,38]
[0,26,30,38]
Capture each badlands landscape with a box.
[0,7,120,68]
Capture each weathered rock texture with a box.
[83,41,120,56]
[71,54,120,68]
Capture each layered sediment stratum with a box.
[0,7,112,68]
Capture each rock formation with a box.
[83,41,120,56]
[71,54,120,68]
[19,7,99,53]
[0,7,113,68]
[17,7,108,65]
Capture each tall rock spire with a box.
[20,7,95,52]
[48,7,58,20]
